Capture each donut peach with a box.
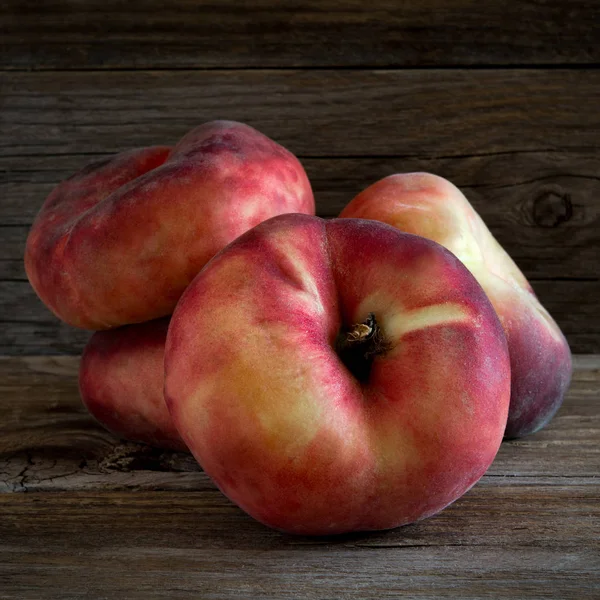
[165,214,510,534]
[25,121,314,330]
[79,318,185,451]
[340,173,572,438]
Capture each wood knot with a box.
[531,188,573,228]
[99,443,198,473]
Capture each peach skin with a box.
[80,318,185,452]
[340,173,572,438]
[25,120,314,330]
[165,214,510,534]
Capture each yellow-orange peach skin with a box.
[80,318,185,452]
[164,214,510,535]
[340,173,572,438]
[25,120,314,330]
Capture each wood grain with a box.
[0,490,598,599]
[1,0,599,70]
[0,320,91,357]
[3,70,600,158]
[0,355,599,599]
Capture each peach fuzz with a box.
[165,214,510,535]
[340,173,572,438]
[25,120,314,330]
[80,318,185,452]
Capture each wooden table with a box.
[1,355,598,598]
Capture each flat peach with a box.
[25,120,314,329]
[80,318,185,451]
[341,173,572,438]
[165,214,510,534]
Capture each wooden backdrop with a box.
[1,1,599,355]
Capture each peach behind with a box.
[79,318,185,452]
[25,120,315,330]
[340,173,572,438]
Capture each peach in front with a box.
[165,214,510,535]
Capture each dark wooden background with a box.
[1,0,599,355]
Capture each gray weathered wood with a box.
[3,70,600,158]
[1,501,598,599]
[0,355,599,598]
[0,320,91,356]
[0,490,598,600]
[1,0,599,70]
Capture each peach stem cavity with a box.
[335,313,390,382]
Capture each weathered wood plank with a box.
[4,149,597,222]
[0,491,598,599]
[1,279,597,355]
[2,70,600,158]
[1,0,599,70]
[2,487,600,549]
[0,226,25,279]
[528,280,600,349]
[2,149,599,279]
[0,320,91,356]
[0,356,598,493]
